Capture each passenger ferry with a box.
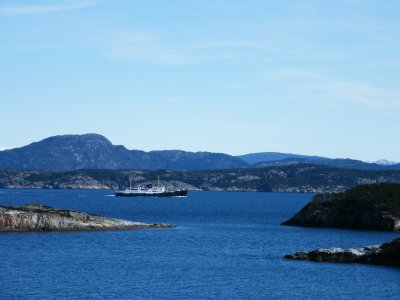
[115,177,188,197]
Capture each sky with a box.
[1,0,399,161]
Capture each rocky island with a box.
[282,183,400,231]
[284,238,400,268]
[0,203,174,232]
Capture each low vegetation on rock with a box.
[282,183,400,231]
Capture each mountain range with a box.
[0,134,399,171]
[0,134,247,171]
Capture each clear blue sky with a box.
[1,0,399,161]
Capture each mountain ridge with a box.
[0,134,248,171]
[238,152,400,171]
[237,152,327,164]
[1,134,399,171]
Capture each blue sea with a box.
[0,189,399,299]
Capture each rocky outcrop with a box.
[282,203,400,231]
[282,183,400,231]
[284,238,400,268]
[0,203,174,232]
[52,175,109,189]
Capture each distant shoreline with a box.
[1,166,400,193]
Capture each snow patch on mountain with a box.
[370,159,399,166]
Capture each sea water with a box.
[0,189,399,299]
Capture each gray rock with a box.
[0,203,174,232]
[284,238,400,267]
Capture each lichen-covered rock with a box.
[0,203,174,232]
[284,238,400,267]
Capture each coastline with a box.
[0,203,175,233]
[2,166,400,193]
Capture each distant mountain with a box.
[1,134,399,172]
[253,158,400,170]
[0,134,248,171]
[238,152,400,171]
[238,152,327,164]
